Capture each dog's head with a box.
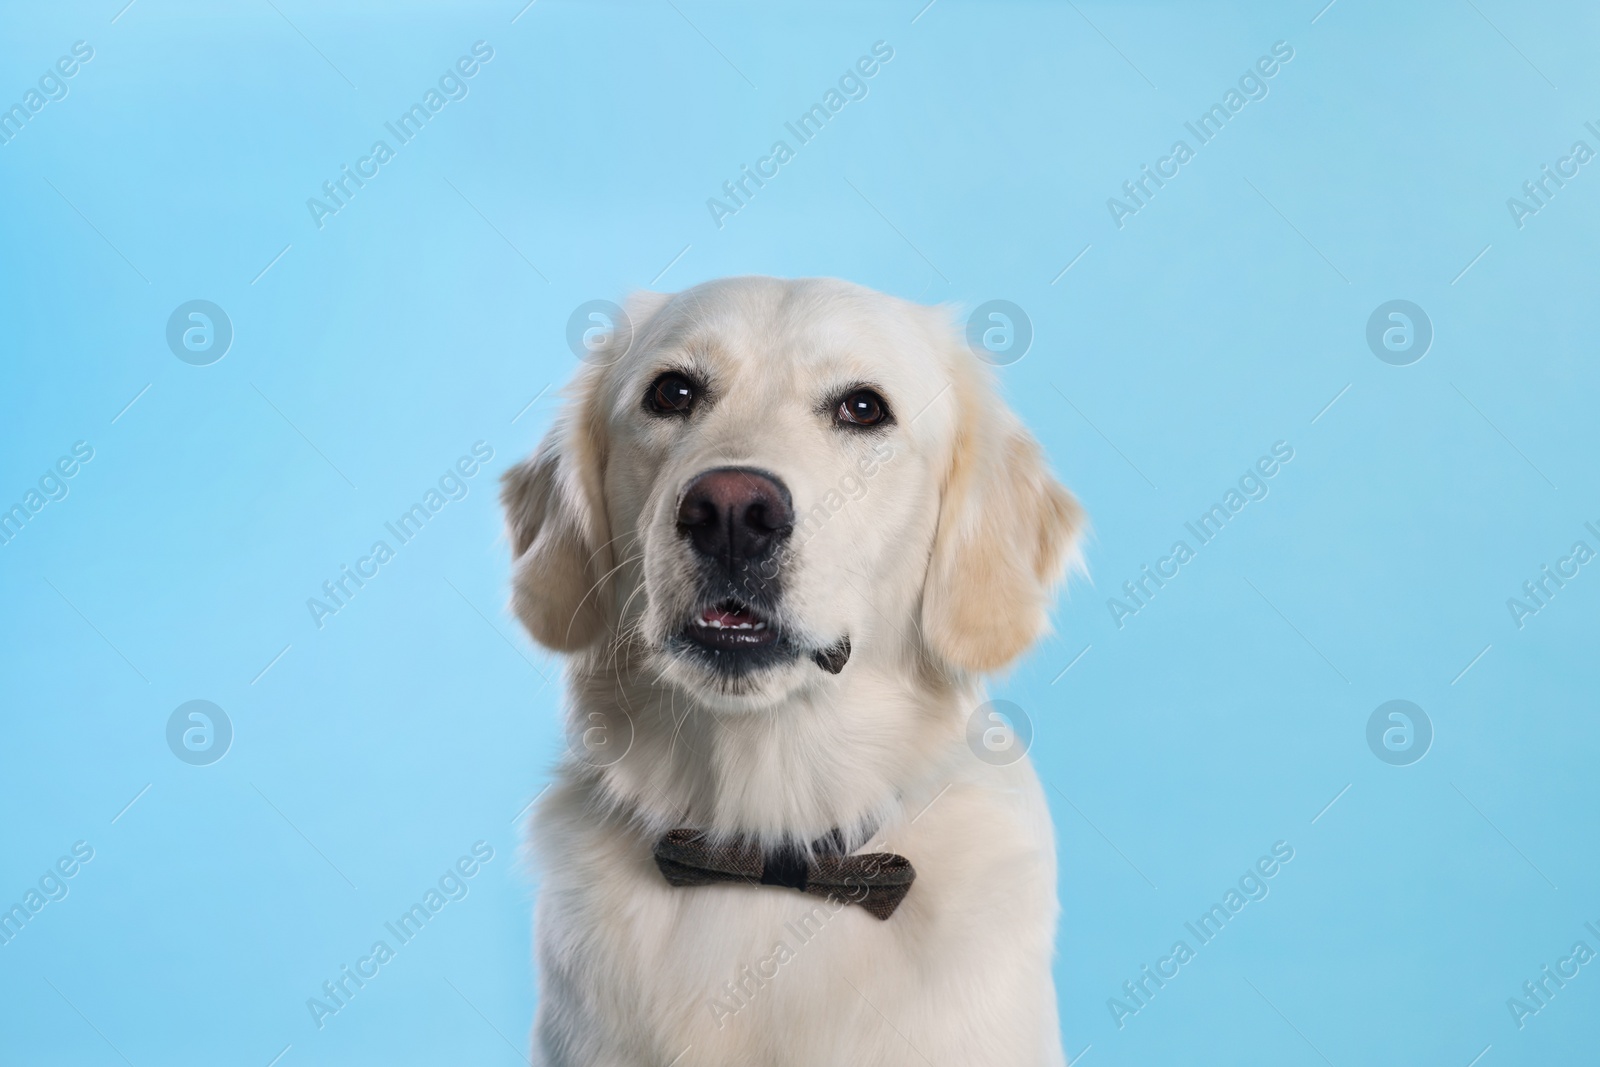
[503,277,1082,711]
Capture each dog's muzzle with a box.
[671,466,850,674]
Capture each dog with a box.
[503,276,1082,1066]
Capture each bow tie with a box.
[652,828,915,920]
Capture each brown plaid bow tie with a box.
[652,828,915,920]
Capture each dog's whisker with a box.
[613,581,652,643]
[563,547,646,647]
[581,526,641,576]
[666,686,701,763]
[665,687,686,763]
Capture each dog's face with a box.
[504,277,1081,712]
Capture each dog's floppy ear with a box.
[502,291,671,651]
[501,364,612,652]
[920,357,1084,674]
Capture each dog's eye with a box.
[646,372,697,415]
[836,389,889,428]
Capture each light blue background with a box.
[2,1,1597,1064]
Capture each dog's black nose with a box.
[677,467,793,566]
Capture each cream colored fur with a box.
[503,276,1082,1066]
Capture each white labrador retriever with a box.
[504,276,1082,1066]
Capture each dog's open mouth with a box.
[665,594,804,681]
[687,598,778,652]
[670,595,848,680]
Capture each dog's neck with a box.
[567,652,973,849]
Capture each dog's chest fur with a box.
[530,754,1066,1067]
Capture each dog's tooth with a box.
[692,611,771,633]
